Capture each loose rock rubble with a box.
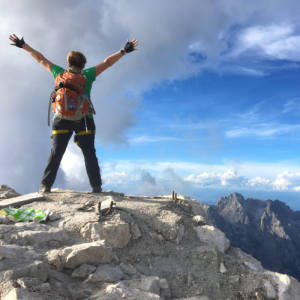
[0,185,20,200]
[0,188,300,299]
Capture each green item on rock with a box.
[4,207,50,222]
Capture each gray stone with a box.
[176,297,210,300]
[194,225,230,253]
[176,225,185,244]
[0,215,11,224]
[89,284,161,300]
[85,264,124,283]
[33,283,50,293]
[0,246,17,259]
[160,278,171,300]
[193,215,207,226]
[71,264,97,278]
[220,262,227,273]
[80,220,131,248]
[62,241,117,269]
[0,280,18,299]
[130,222,142,240]
[0,192,44,209]
[11,228,68,245]
[49,240,60,248]
[235,248,264,272]
[48,212,61,221]
[119,262,137,275]
[47,250,62,269]
[265,271,300,300]
[3,261,48,283]
[16,277,39,289]
[67,283,93,300]
[149,232,165,241]
[3,288,46,300]
[116,276,160,295]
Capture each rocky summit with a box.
[0,186,300,300]
[207,192,300,282]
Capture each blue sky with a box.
[1,0,300,209]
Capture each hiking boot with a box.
[92,186,102,193]
[39,185,51,193]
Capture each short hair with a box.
[67,51,87,70]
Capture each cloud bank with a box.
[1,0,300,194]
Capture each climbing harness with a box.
[51,129,96,148]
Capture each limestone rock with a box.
[116,276,160,295]
[80,219,131,248]
[11,228,68,245]
[150,232,165,241]
[130,222,142,240]
[176,297,210,300]
[235,248,264,273]
[265,271,300,300]
[194,225,230,253]
[16,277,39,290]
[119,262,137,275]
[3,261,48,283]
[176,225,185,244]
[67,282,96,300]
[47,250,62,269]
[0,246,17,259]
[3,288,45,300]
[71,263,96,278]
[159,278,171,300]
[33,283,50,293]
[220,262,227,273]
[193,215,207,226]
[90,284,162,300]
[0,185,20,200]
[62,241,117,269]
[48,212,61,221]
[0,215,11,224]
[0,281,18,299]
[85,264,124,283]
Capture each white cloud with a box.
[130,136,181,144]
[102,172,139,185]
[283,98,300,113]
[226,124,300,138]
[272,171,300,191]
[233,24,300,61]
[247,177,270,188]
[184,172,221,186]
[221,169,248,186]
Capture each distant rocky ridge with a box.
[207,192,300,282]
[0,186,300,299]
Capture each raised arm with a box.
[9,34,53,73]
[95,39,138,77]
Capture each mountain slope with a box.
[207,192,300,281]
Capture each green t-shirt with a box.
[51,64,96,118]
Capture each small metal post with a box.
[175,193,177,201]
[172,191,175,201]
[255,292,263,300]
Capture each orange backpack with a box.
[51,70,89,119]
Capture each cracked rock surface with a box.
[0,188,299,299]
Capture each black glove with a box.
[11,35,26,48]
[124,41,135,53]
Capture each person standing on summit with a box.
[9,34,138,193]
